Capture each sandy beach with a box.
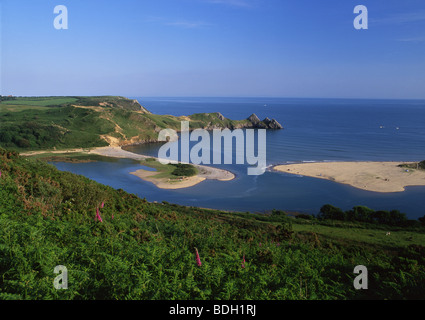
[273,161,425,193]
[88,146,150,161]
[20,148,93,157]
[130,169,207,189]
[21,146,235,189]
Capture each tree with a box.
[16,138,31,148]
[389,210,407,226]
[318,204,345,221]
[419,215,425,226]
[346,206,375,222]
[0,131,13,143]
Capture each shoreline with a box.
[21,146,236,189]
[23,147,425,193]
[273,161,425,193]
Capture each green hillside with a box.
[0,148,424,300]
[0,96,278,151]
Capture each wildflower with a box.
[241,255,246,269]
[95,207,103,223]
[101,202,105,208]
[195,248,202,267]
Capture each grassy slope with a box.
[0,96,252,152]
[0,148,424,300]
[0,97,79,108]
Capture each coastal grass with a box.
[399,161,425,171]
[138,158,198,179]
[291,221,425,249]
[0,97,78,107]
[25,152,125,163]
[1,148,425,300]
[0,96,258,152]
[0,104,54,113]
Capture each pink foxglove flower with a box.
[100,202,104,208]
[195,248,202,267]
[241,255,246,269]
[95,208,103,223]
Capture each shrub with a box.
[271,209,286,216]
[346,206,375,222]
[296,214,314,220]
[169,163,197,177]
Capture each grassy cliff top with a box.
[0,96,281,152]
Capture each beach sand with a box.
[273,161,425,193]
[20,148,92,157]
[130,169,207,189]
[88,146,150,161]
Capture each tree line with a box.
[316,204,424,228]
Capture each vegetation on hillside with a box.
[315,204,420,227]
[398,161,425,171]
[0,96,273,151]
[0,148,424,300]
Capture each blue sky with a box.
[1,0,425,98]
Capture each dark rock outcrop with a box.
[216,112,225,121]
[248,113,262,126]
[262,117,283,129]
[248,114,283,130]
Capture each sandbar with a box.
[273,161,425,193]
[130,169,207,190]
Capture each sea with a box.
[51,97,425,219]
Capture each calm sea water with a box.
[52,97,425,219]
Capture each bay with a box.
[52,97,425,219]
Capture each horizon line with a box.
[3,94,425,101]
